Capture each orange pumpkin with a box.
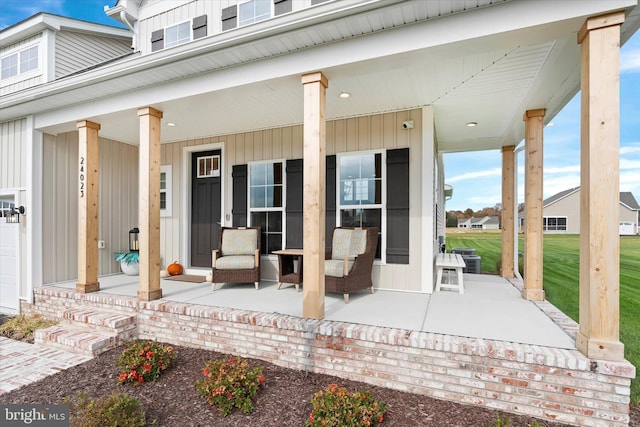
[167,261,183,276]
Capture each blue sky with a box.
[2,1,638,212]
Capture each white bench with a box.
[435,253,466,294]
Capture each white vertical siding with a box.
[137,0,310,55]
[159,108,430,291]
[0,119,27,189]
[42,132,139,284]
[55,31,131,79]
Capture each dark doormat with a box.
[164,275,207,283]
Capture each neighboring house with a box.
[519,187,640,234]
[457,216,500,230]
[2,1,639,424]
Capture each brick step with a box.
[60,308,137,335]
[34,325,128,356]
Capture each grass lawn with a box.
[445,231,640,405]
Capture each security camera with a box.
[402,120,414,129]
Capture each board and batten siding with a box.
[42,132,138,284]
[0,34,43,96]
[0,119,27,189]
[160,109,428,292]
[55,31,131,79]
[137,0,307,55]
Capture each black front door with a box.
[191,150,221,267]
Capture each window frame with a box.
[336,150,386,264]
[247,159,286,255]
[164,20,191,48]
[196,155,220,178]
[543,216,567,231]
[238,0,273,27]
[1,42,40,83]
[160,165,172,217]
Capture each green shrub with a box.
[307,384,387,427]
[65,391,146,427]
[195,357,265,416]
[117,340,176,385]
[0,314,57,343]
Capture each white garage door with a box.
[0,220,19,313]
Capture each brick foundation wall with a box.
[22,286,635,426]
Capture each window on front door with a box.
[249,161,285,254]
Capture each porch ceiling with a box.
[5,0,640,153]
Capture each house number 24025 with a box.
[79,156,85,198]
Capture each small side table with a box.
[273,249,303,292]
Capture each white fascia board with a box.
[0,13,129,46]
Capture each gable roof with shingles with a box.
[543,187,640,211]
[543,187,580,207]
[620,192,640,210]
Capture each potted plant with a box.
[115,252,139,275]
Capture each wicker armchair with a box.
[211,227,261,290]
[325,227,378,303]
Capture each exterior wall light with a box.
[5,205,25,224]
[129,227,140,252]
[466,122,478,127]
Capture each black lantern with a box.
[129,227,139,252]
[6,206,25,224]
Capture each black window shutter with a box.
[285,159,303,249]
[274,0,292,15]
[326,155,336,252]
[151,29,164,52]
[221,5,238,31]
[192,15,207,39]
[232,164,247,226]
[386,148,409,264]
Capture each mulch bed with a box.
[1,342,585,427]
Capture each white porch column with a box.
[76,120,101,294]
[137,107,163,302]
[523,109,545,301]
[501,145,516,278]
[301,72,328,319]
[576,12,625,361]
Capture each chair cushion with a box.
[350,229,367,255]
[221,229,258,256]
[325,259,355,278]
[215,255,255,270]
[331,229,354,260]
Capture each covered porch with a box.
[46,272,576,349]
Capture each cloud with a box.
[620,143,640,155]
[621,49,640,73]
[446,168,501,183]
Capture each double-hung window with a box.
[165,21,190,48]
[1,45,38,80]
[239,0,271,26]
[249,161,285,254]
[337,151,384,260]
[160,165,172,217]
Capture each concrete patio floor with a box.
[51,272,576,350]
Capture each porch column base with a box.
[76,282,100,293]
[138,289,163,301]
[576,332,625,361]
[522,288,544,301]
